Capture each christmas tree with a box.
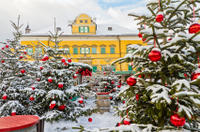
[114,0,200,130]
[0,16,37,116]
[30,25,94,121]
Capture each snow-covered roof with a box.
[22,24,137,37]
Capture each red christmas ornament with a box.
[49,101,56,109]
[126,77,137,86]
[64,62,68,66]
[31,86,35,90]
[110,96,113,100]
[138,74,142,78]
[58,83,64,88]
[1,60,5,63]
[191,72,200,81]
[112,88,116,92]
[156,14,164,22]
[78,99,84,104]
[2,94,7,100]
[69,97,73,100]
[170,114,185,127]
[2,47,4,50]
[184,73,188,78]
[20,69,26,74]
[116,123,121,127]
[189,23,200,34]
[136,94,139,101]
[88,117,93,122]
[105,86,107,89]
[19,56,23,59]
[123,118,131,125]
[42,55,49,61]
[148,48,161,62]
[29,96,34,101]
[24,51,27,55]
[68,59,72,63]
[117,85,121,88]
[138,32,142,38]
[142,37,146,42]
[5,45,9,48]
[58,105,66,111]
[11,112,16,116]
[122,100,125,104]
[40,67,44,70]
[111,81,115,84]
[73,74,77,79]
[61,58,66,63]
[48,78,53,83]
[104,72,106,75]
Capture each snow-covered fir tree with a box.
[114,0,200,130]
[0,16,37,116]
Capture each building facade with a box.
[20,14,145,73]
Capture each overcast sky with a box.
[0,0,147,41]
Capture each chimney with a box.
[108,27,112,31]
[25,24,31,34]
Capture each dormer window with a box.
[79,26,89,33]
[85,20,88,23]
[108,27,112,31]
[80,20,83,23]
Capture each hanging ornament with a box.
[136,94,139,101]
[61,58,66,63]
[138,32,142,38]
[64,62,68,66]
[111,81,115,84]
[191,72,200,81]
[1,60,5,63]
[88,117,93,122]
[122,100,125,104]
[78,98,84,104]
[189,23,200,34]
[117,85,121,88]
[138,74,142,78]
[58,105,66,111]
[48,77,53,83]
[126,76,137,86]
[49,101,56,109]
[11,112,16,116]
[142,37,146,42]
[170,114,185,127]
[2,47,4,50]
[73,74,77,79]
[40,67,44,70]
[68,59,72,63]
[156,14,164,22]
[5,45,9,48]
[31,86,35,90]
[123,118,131,125]
[2,94,7,100]
[184,73,188,78]
[36,78,40,82]
[109,96,113,100]
[148,48,162,62]
[112,88,116,92]
[116,123,121,127]
[19,56,23,59]
[104,72,106,75]
[24,51,27,55]
[29,95,34,101]
[42,55,49,61]
[58,82,64,88]
[20,69,26,74]
[105,86,107,89]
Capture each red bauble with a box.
[64,62,68,66]
[29,96,34,101]
[68,59,72,63]
[111,81,115,84]
[116,123,121,127]
[36,78,40,81]
[40,67,44,70]
[184,73,187,78]
[58,105,66,110]
[2,95,7,100]
[11,112,16,116]
[5,45,9,48]
[104,72,106,75]
[138,74,142,78]
[69,97,73,99]
[78,99,84,104]
[110,96,113,100]
[24,51,27,55]
[31,86,35,90]
[88,117,93,122]
[126,77,137,86]
[58,83,64,88]
[48,78,53,83]
[49,102,56,109]
[138,32,142,38]
[2,47,4,50]
[191,72,200,81]
[117,85,121,88]
[122,100,125,104]
[136,94,139,101]
[170,114,185,127]
[156,14,164,22]
[19,56,23,59]
[142,37,146,42]
[148,48,161,62]
[123,118,131,125]
[189,23,200,34]
[1,60,5,63]
[61,58,66,63]
[20,69,26,74]
[42,55,49,61]
[73,74,77,79]
[105,86,107,89]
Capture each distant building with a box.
[20,14,145,74]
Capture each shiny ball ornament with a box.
[1,60,5,63]
[156,14,164,22]
[58,105,66,111]
[40,67,44,70]
[88,117,93,122]
[116,123,121,127]
[138,32,142,38]
[58,83,64,88]
[148,48,161,62]
[117,85,121,88]
[1,47,4,50]
[78,99,84,104]
[29,96,34,101]
[42,55,49,61]
[68,59,72,63]
[20,69,26,74]
[2,94,7,100]
[61,58,66,63]
[136,94,139,101]
[48,77,53,83]
[126,76,137,86]
[189,23,200,34]
[105,86,107,89]
[5,45,9,48]
[24,51,27,54]
[170,114,185,127]
[123,118,131,125]
[184,73,188,78]
[11,112,16,116]
[64,62,68,66]
[49,101,56,109]
[31,86,35,90]
[142,37,146,42]
[36,78,40,82]
[191,72,200,81]
[19,56,23,59]
[122,100,125,104]
[111,81,115,84]
[109,96,113,100]
[73,74,77,79]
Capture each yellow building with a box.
[20,14,145,74]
